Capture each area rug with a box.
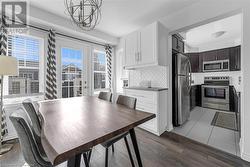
[211,112,237,131]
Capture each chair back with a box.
[98,92,112,102]
[116,95,137,109]
[9,108,52,167]
[22,99,42,137]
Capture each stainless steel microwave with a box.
[203,60,229,72]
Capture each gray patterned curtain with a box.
[105,45,112,92]
[45,29,57,100]
[0,25,8,141]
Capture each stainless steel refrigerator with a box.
[173,53,192,126]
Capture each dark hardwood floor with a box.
[1,128,249,167]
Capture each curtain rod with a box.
[1,16,108,47]
[26,24,107,47]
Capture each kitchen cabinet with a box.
[188,46,241,73]
[124,21,168,69]
[202,48,230,62]
[201,50,217,62]
[172,34,184,53]
[139,23,156,65]
[190,85,202,111]
[124,31,138,67]
[124,89,168,136]
[187,53,200,72]
[190,86,197,111]
[196,85,202,107]
[217,48,230,60]
[230,46,241,71]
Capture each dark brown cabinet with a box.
[190,86,197,111]
[217,48,230,60]
[201,50,217,62]
[187,53,200,72]
[172,35,184,53]
[188,45,241,73]
[230,46,241,71]
[190,85,202,111]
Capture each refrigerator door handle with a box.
[187,60,192,93]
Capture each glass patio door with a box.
[58,39,89,98]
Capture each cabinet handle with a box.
[138,52,141,61]
[135,53,137,62]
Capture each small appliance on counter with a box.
[139,80,151,88]
[123,80,128,88]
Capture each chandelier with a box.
[65,0,103,31]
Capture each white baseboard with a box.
[241,152,250,162]
[166,124,173,132]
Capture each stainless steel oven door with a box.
[202,85,230,110]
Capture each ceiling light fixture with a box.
[65,0,103,31]
[211,31,226,38]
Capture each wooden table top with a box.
[39,96,155,165]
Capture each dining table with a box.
[38,96,156,167]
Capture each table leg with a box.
[67,153,81,167]
[129,128,143,167]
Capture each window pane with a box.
[94,72,106,89]
[93,50,107,91]
[61,48,83,98]
[94,52,106,71]
[8,35,40,95]
[62,87,68,98]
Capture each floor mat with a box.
[211,112,237,131]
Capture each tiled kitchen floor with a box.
[172,107,240,156]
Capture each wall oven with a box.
[203,60,229,72]
[202,76,230,111]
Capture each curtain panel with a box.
[105,45,113,92]
[45,29,57,100]
[0,25,8,141]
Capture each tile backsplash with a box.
[129,66,169,88]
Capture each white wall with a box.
[192,71,242,92]
[115,38,128,95]
[29,5,118,45]
[196,38,241,52]
[158,0,250,161]
[186,38,241,53]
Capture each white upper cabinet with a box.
[124,21,168,69]
[124,31,139,67]
[138,23,156,66]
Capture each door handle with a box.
[138,52,141,61]
[135,52,138,62]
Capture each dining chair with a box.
[22,99,91,167]
[10,107,53,167]
[98,91,112,102]
[101,95,137,167]
[22,99,42,137]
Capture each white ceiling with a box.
[183,14,242,49]
[28,0,200,37]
